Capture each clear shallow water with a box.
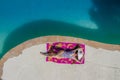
[0,0,120,58]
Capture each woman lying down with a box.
[40,42,85,64]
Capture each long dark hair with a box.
[65,44,80,52]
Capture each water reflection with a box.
[89,0,120,34]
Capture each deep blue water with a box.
[0,0,120,58]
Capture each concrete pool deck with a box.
[0,36,120,80]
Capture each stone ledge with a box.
[0,35,120,78]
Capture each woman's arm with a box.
[56,50,64,57]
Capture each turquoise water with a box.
[0,0,120,58]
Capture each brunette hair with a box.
[65,44,80,52]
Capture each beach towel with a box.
[46,42,85,64]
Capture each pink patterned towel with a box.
[46,42,85,64]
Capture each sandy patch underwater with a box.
[1,43,120,80]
